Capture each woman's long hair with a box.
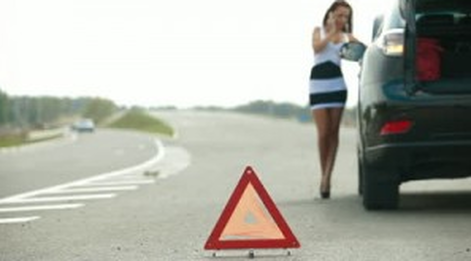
[322,0,353,33]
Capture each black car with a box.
[344,0,471,210]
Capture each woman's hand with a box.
[347,33,360,43]
[326,12,337,34]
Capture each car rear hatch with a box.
[388,0,471,143]
[403,0,471,94]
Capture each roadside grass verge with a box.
[106,109,174,137]
[0,109,174,148]
[0,133,25,148]
[0,132,63,148]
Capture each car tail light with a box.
[380,120,413,135]
[376,29,404,56]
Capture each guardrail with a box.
[26,127,68,142]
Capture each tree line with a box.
[233,100,357,125]
[0,89,118,131]
[233,100,310,119]
[193,99,357,125]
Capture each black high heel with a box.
[320,190,330,199]
[320,178,330,199]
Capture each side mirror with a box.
[340,42,367,62]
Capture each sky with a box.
[0,0,391,109]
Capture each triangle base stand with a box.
[210,249,293,259]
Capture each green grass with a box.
[0,133,62,148]
[0,133,26,148]
[106,109,174,137]
[0,110,174,148]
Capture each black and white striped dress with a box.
[309,32,348,110]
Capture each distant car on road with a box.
[343,0,471,210]
[72,119,95,133]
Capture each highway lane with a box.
[0,129,161,198]
[1,110,471,261]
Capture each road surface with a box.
[0,110,470,260]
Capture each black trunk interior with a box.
[416,13,471,93]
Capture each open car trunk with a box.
[398,0,471,143]
[404,0,471,94]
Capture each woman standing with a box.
[310,0,359,199]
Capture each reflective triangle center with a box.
[221,184,284,240]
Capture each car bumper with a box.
[365,140,471,180]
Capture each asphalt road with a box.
[0,110,470,261]
[0,129,161,198]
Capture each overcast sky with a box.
[0,0,390,108]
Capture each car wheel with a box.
[362,163,399,210]
[358,155,364,196]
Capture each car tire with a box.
[358,152,364,196]
[362,163,399,210]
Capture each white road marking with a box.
[0,194,116,204]
[156,147,191,179]
[0,139,193,226]
[43,186,139,194]
[0,139,164,204]
[0,216,40,224]
[85,180,156,186]
[0,204,84,213]
[111,175,149,180]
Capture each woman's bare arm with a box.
[347,33,361,43]
[313,27,334,53]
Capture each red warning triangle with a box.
[204,166,300,250]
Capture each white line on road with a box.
[0,203,84,213]
[0,216,40,224]
[156,147,191,179]
[0,194,116,204]
[109,175,150,180]
[85,180,156,186]
[0,139,165,204]
[43,186,139,194]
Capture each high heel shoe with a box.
[320,181,331,199]
[320,190,330,199]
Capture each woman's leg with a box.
[312,108,331,192]
[324,107,344,188]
